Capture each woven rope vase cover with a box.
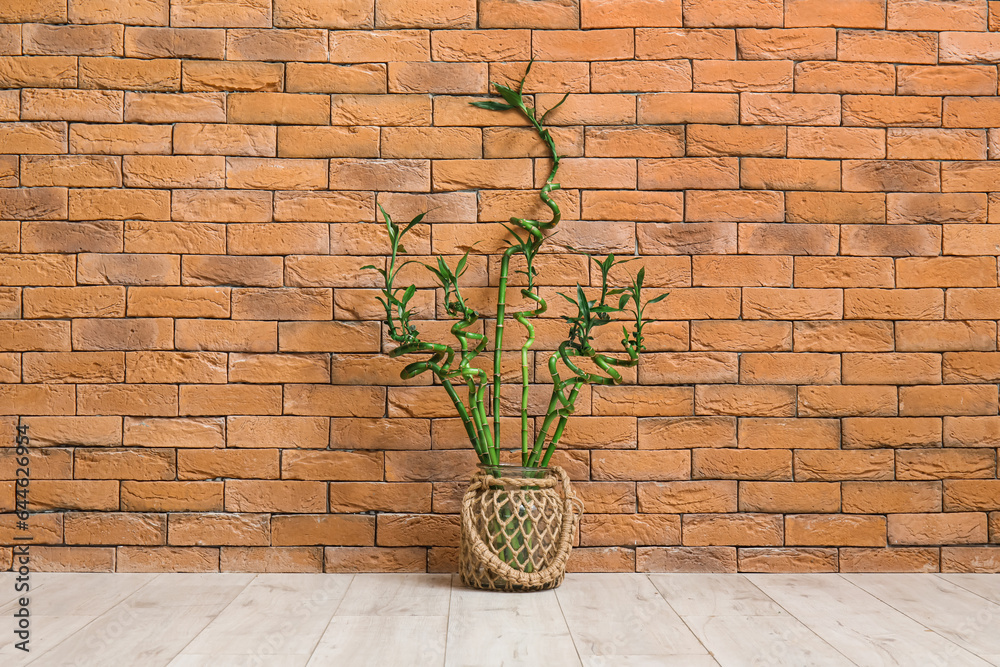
[459,465,584,592]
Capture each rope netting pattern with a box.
[459,466,584,592]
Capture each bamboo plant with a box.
[366,63,666,470]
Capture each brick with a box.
[687,125,785,157]
[786,192,886,223]
[590,450,689,481]
[843,481,942,513]
[899,257,995,289]
[741,93,840,126]
[696,385,795,417]
[65,512,165,546]
[683,513,782,546]
[794,257,893,289]
[740,158,840,190]
[180,384,283,416]
[788,0,887,27]
[945,352,1000,383]
[889,513,987,545]
[739,547,838,573]
[330,482,430,512]
[839,30,938,63]
[943,161,1000,192]
[535,157,635,190]
[893,128,989,161]
[639,93,738,124]
[284,384,385,417]
[0,252,75,285]
[272,515,374,547]
[738,28,835,60]
[583,0,681,27]
[329,158,430,191]
[843,352,941,385]
[69,189,170,222]
[123,26,223,59]
[182,61,284,92]
[843,95,941,127]
[946,288,1000,319]
[787,127,885,159]
[21,416,122,447]
[31,480,118,511]
[693,256,790,287]
[479,0,578,28]
[941,547,1000,573]
[69,123,171,154]
[888,193,987,224]
[890,0,988,31]
[636,546,737,572]
[566,547,636,573]
[23,351,124,383]
[591,386,693,417]
[0,26,17,55]
[228,93,329,125]
[690,321,791,352]
[640,157,738,191]
[798,386,898,417]
[944,97,1000,128]
[842,417,942,448]
[940,31,1000,63]
[274,0,373,28]
[76,254,177,287]
[744,288,842,320]
[638,416,736,450]
[124,416,224,448]
[533,28,633,61]
[683,0,782,27]
[694,60,792,92]
[228,28,328,62]
[786,515,886,547]
[592,61,691,93]
[0,320,70,352]
[24,24,123,56]
[169,512,269,546]
[117,546,217,573]
[376,0,475,28]
[897,321,996,352]
[533,93,636,126]
[428,30,529,63]
[73,318,172,351]
[377,513,459,547]
[79,56,180,92]
[0,55,77,87]
[898,65,996,96]
[21,155,121,188]
[842,227,941,260]
[739,481,840,513]
[126,286,229,318]
[945,480,1000,511]
[22,221,122,254]
[794,62,896,94]
[324,546,425,572]
[175,320,276,353]
[174,124,275,157]
[740,353,840,385]
[178,449,279,480]
[1,0,67,22]
[282,450,382,481]
[898,448,995,479]
[125,92,226,123]
[78,384,177,416]
[581,514,680,547]
[170,0,270,27]
[0,122,67,155]
[900,384,999,416]
[329,30,428,63]
[121,481,222,512]
[687,191,783,223]
[75,447,174,480]
[126,351,227,384]
[284,64,381,95]
[174,190,272,224]
[221,547,323,573]
[795,450,895,481]
[22,89,123,123]
[489,61,590,94]
[843,160,941,193]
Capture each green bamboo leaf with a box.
[518,60,534,93]
[401,284,416,305]
[470,100,514,111]
[456,252,468,277]
[492,83,524,109]
[402,212,426,235]
[540,92,569,126]
[618,294,631,309]
[648,292,670,304]
[360,264,377,271]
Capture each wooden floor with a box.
[1,573,998,666]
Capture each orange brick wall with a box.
[1,0,999,574]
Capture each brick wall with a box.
[1,0,999,574]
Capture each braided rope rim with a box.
[460,465,584,589]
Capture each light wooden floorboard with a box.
[446,576,582,667]
[2,573,998,665]
[179,574,353,657]
[557,574,706,659]
[749,574,993,667]
[335,573,451,617]
[845,574,1000,662]
[308,616,448,666]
